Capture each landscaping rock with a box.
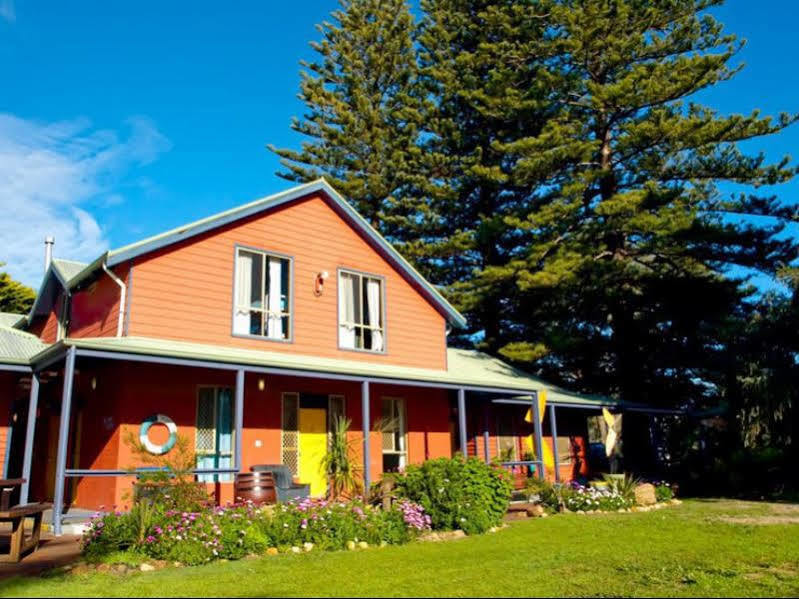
[139,563,155,572]
[526,505,545,518]
[266,547,279,556]
[634,483,657,506]
[173,562,183,568]
[71,564,92,576]
[303,542,314,552]
[114,564,128,574]
[358,541,369,549]
[96,563,111,573]
[450,530,466,539]
[346,540,356,550]
[152,560,168,570]
[290,546,301,554]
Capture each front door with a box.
[298,395,327,497]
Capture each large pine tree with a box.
[268,0,423,231]
[411,0,557,349]
[496,0,798,407]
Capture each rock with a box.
[71,564,92,576]
[488,526,498,533]
[526,505,545,518]
[290,546,301,554]
[139,563,155,572]
[540,512,548,518]
[152,560,168,570]
[114,564,128,574]
[173,562,183,568]
[303,542,314,552]
[419,532,441,542]
[634,483,657,506]
[266,547,279,556]
[380,541,388,547]
[576,510,586,515]
[357,541,369,549]
[450,530,466,539]
[346,540,356,550]
[96,563,111,573]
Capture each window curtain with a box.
[266,258,284,339]
[234,251,252,334]
[366,278,383,351]
[339,273,356,348]
[216,389,233,483]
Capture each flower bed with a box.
[82,497,431,566]
[559,482,633,512]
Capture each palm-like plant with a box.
[321,416,362,499]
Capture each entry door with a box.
[298,395,327,497]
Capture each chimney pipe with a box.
[44,236,54,272]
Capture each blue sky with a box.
[0,0,796,287]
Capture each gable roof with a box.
[0,324,48,366]
[23,258,90,325]
[103,179,467,328]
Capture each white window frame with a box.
[381,397,407,471]
[337,268,386,353]
[232,245,293,342]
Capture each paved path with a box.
[0,532,81,580]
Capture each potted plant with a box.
[321,415,362,500]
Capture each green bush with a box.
[392,456,513,534]
[525,477,560,511]
[655,483,674,502]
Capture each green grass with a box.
[2,499,799,597]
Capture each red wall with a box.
[70,264,130,338]
[70,362,453,510]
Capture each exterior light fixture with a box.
[314,271,329,296]
[258,378,265,391]
[91,376,97,390]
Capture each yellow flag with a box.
[525,390,554,470]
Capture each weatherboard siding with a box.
[70,264,129,339]
[127,193,448,370]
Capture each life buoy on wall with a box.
[139,414,177,455]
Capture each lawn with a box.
[2,499,798,597]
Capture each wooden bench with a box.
[0,502,52,563]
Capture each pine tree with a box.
[497,0,798,407]
[0,264,35,315]
[412,0,557,349]
[268,0,423,230]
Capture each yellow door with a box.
[299,408,327,497]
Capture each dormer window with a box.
[233,247,292,341]
[338,269,385,352]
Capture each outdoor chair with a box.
[250,464,310,502]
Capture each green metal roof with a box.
[30,335,620,408]
[0,325,48,365]
[0,312,25,328]
[52,259,89,284]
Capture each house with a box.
[0,179,662,534]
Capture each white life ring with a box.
[139,414,178,455]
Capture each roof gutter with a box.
[101,263,126,337]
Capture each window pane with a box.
[280,259,290,312]
[249,311,262,336]
[247,251,264,309]
[351,275,362,325]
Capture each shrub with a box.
[81,510,139,560]
[654,482,674,502]
[601,473,639,504]
[392,456,513,534]
[524,477,560,511]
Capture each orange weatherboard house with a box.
[0,179,614,534]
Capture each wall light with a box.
[91,376,97,391]
[314,271,329,296]
[258,378,265,391]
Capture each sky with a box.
[0,0,797,287]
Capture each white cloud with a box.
[0,0,15,23]
[0,114,171,287]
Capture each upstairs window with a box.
[234,247,291,340]
[338,270,385,352]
